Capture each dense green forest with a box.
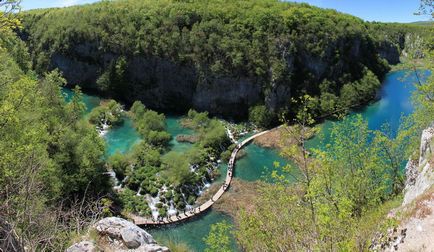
[0,28,111,249]
[20,0,429,121]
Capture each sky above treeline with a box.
[22,0,431,23]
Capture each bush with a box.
[108,151,130,181]
[158,207,167,217]
[187,195,196,205]
[129,102,171,147]
[249,105,274,128]
[164,190,173,199]
[88,99,124,127]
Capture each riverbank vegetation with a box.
[106,107,230,219]
[88,99,124,131]
[129,101,172,148]
[205,108,418,251]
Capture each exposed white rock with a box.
[93,217,169,252]
[121,227,142,249]
[419,126,434,165]
[377,125,434,251]
[95,217,154,244]
[403,126,434,205]
[66,241,98,252]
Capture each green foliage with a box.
[119,188,151,216]
[248,105,274,128]
[88,99,124,127]
[129,101,171,147]
[183,109,230,152]
[0,1,21,32]
[162,152,194,187]
[96,56,128,96]
[236,19,434,251]
[236,104,412,250]
[108,151,130,181]
[204,220,233,252]
[0,32,110,250]
[350,197,401,250]
[185,109,211,129]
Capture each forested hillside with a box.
[20,0,426,120]
[0,27,112,249]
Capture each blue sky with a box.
[22,0,99,10]
[289,0,430,23]
[22,0,430,23]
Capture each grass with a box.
[401,185,434,221]
[350,196,403,250]
[160,239,191,252]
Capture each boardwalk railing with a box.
[132,129,271,225]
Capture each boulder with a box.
[66,241,98,252]
[121,227,142,249]
[94,217,169,252]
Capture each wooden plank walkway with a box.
[132,129,271,226]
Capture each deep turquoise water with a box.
[149,210,237,252]
[149,70,429,251]
[165,116,194,153]
[104,118,142,156]
[234,143,289,181]
[308,70,430,149]
[62,69,429,252]
[62,88,101,113]
[230,70,429,183]
[62,88,142,155]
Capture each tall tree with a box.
[0,0,21,31]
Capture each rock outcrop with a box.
[66,241,97,252]
[67,217,169,252]
[403,126,434,205]
[374,125,434,251]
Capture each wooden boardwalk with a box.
[132,129,271,226]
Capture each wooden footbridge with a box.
[132,129,271,226]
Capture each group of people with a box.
[223,144,242,191]
[154,206,202,224]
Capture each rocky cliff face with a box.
[377,41,401,65]
[373,126,434,251]
[45,38,395,119]
[403,126,434,205]
[51,49,264,119]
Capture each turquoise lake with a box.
[63,69,430,252]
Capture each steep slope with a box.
[374,126,434,251]
[395,126,434,251]
[20,0,407,119]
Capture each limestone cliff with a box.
[374,126,434,251]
